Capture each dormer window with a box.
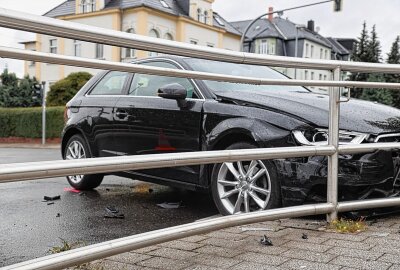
[204,11,208,24]
[197,8,203,22]
[79,0,96,13]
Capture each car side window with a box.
[90,71,129,95]
[128,61,199,99]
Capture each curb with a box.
[0,143,60,149]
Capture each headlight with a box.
[292,129,367,145]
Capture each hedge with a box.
[0,106,64,138]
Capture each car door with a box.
[113,60,204,184]
[82,71,131,157]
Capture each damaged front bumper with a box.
[275,149,400,207]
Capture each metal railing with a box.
[1,7,400,270]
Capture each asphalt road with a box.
[0,147,218,267]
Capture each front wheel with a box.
[211,142,281,215]
[63,134,104,190]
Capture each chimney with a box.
[268,7,273,21]
[307,20,315,32]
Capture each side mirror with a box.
[158,83,187,100]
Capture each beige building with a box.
[23,0,241,86]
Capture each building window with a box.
[95,44,104,59]
[305,70,308,80]
[311,71,314,80]
[324,75,327,80]
[159,0,170,8]
[125,28,135,58]
[79,0,95,13]
[197,8,203,22]
[49,39,57,54]
[320,48,323,59]
[325,49,328,59]
[319,74,322,80]
[305,44,309,57]
[204,11,208,24]
[310,45,314,58]
[74,40,81,57]
[257,39,276,55]
[164,33,174,41]
[148,29,160,57]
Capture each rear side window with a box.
[89,71,129,95]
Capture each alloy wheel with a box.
[216,160,271,214]
[65,140,86,184]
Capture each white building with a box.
[22,0,241,86]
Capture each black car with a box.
[62,56,400,215]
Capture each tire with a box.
[211,142,281,215]
[63,134,104,190]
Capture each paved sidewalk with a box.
[0,143,60,149]
[94,216,400,270]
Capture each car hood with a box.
[215,90,400,134]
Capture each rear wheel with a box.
[211,142,281,215]
[63,135,103,190]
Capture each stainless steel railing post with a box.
[327,66,341,222]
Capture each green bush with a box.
[0,107,64,138]
[47,72,92,106]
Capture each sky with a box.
[0,0,399,77]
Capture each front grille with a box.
[375,133,400,143]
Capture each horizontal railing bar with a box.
[337,197,400,212]
[1,203,334,270]
[2,46,400,89]
[339,142,400,154]
[1,8,400,73]
[0,146,335,183]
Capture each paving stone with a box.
[326,246,383,260]
[330,255,392,270]
[280,259,341,270]
[364,236,400,248]
[234,251,288,266]
[205,231,248,241]
[183,265,219,270]
[242,241,288,255]
[102,260,153,270]
[136,257,193,270]
[371,245,400,255]
[241,228,295,238]
[316,232,368,242]
[194,245,242,258]
[282,232,328,244]
[198,237,250,249]
[283,240,332,253]
[182,235,209,243]
[134,245,159,254]
[389,264,400,270]
[160,240,205,251]
[107,253,151,265]
[323,238,374,250]
[188,253,242,269]
[147,247,198,260]
[230,261,280,270]
[281,248,337,263]
[379,253,400,265]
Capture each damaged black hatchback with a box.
[62,56,400,215]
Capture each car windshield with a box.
[184,58,309,93]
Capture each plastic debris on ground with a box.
[43,195,61,201]
[157,202,183,209]
[241,227,274,232]
[260,235,273,246]
[56,213,61,217]
[104,206,125,219]
[302,233,308,239]
[64,187,81,193]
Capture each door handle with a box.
[115,110,128,119]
